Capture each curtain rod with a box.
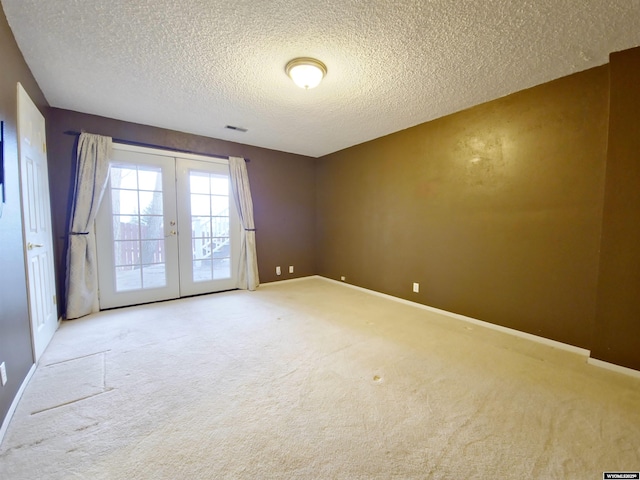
[63,131,250,162]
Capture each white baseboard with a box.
[0,362,36,447]
[317,276,590,357]
[587,358,640,379]
[260,275,321,287]
[265,276,640,378]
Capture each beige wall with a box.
[317,66,609,350]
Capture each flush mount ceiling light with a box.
[285,57,327,89]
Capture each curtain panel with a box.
[65,133,112,319]
[229,156,259,290]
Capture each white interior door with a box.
[96,146,239,309]
[17,83,59,361]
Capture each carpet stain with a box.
[74,421,99,432]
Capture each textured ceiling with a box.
[3,1,640,158]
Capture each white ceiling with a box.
[3,1,640,158]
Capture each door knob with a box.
[28,242,44,250]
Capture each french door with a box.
[96,145,240,309]
[176,158,239,296]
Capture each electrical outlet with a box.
[340,276,346,281]
[413,282,420,293]
[289,266,294,274]
[276,266,281,275]
[0,362,7,386]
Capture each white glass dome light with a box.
[285,58,327,89]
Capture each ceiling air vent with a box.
[225,125,248,132]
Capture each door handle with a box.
[28,242,44,250]
[165,230,177,237]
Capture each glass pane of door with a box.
[190,171,231,282]
[110,164,166,291]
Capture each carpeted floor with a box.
[1,277,639,479]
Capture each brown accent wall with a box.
[0,6,49,426]
[592,47,640,370]
[317,66,609,349]
[46,109,317,316]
